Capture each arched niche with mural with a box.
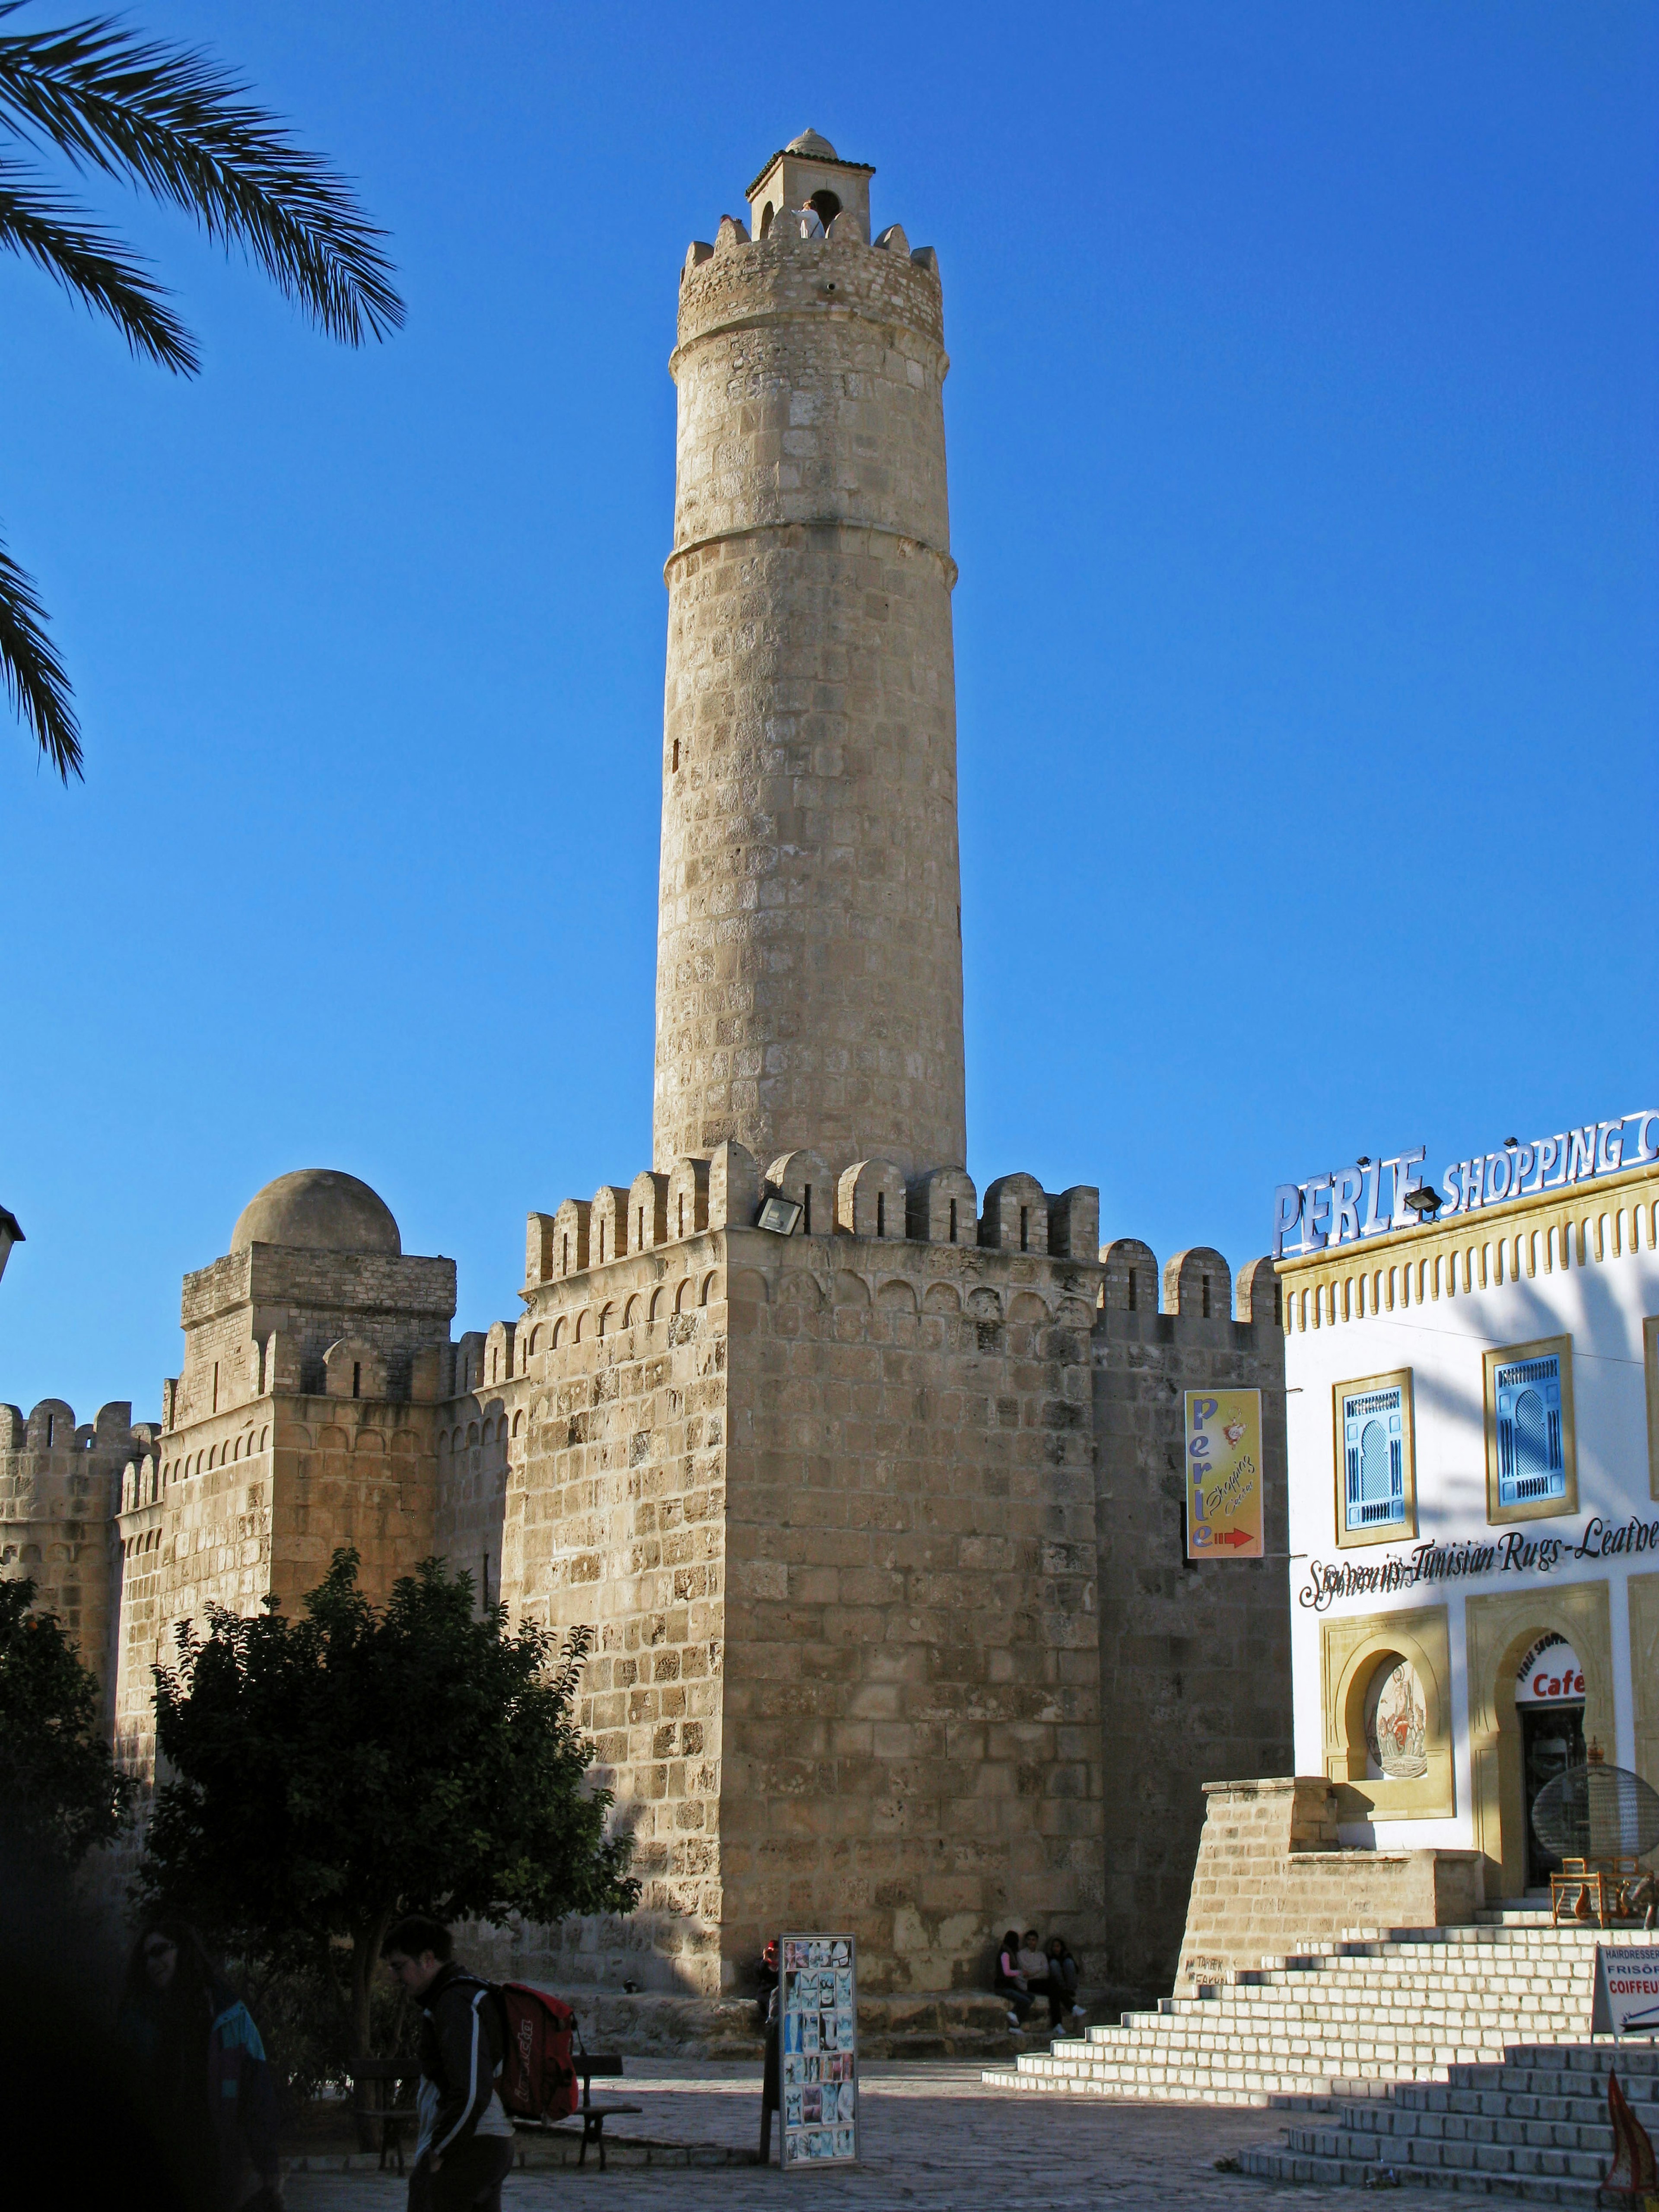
[1319,1604,1455,1821]
[1465,1580,1614,1901]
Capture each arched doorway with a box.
[1466,1583,1613,1900]
[1513,1632,1586,1886]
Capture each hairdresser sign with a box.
[1592,1946,1659,2037]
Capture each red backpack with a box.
[495,1983,579,2123]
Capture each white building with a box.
[1275,1118,1659,1898]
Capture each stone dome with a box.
[229,1170,401,1257]
[787,128,837,158]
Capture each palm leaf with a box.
[0,532,81,779]
[0,152,194,367]
[0,6,404,345]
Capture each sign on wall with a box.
[779,1933,859,2169]
[1185,1391,1264,1559]
[1592,1945,1659,2036]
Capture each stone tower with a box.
[653,131,967,1183]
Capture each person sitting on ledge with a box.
[1044,1935,1086,2030]
[995,1930,1031,2028]
[1017,1930,1054,2025]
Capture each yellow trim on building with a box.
[1275,1160,1659,1340]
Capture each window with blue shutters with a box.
[1484,1335,1576,1523]
[1494,1354,1564,1505]
[1342,1384,1406,1531]
[1333,1369,1416,1547]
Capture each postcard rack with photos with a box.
[779,1932,859,2168]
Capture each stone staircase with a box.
[984,1910,1652,2107]
[1240,2044,1659,2203]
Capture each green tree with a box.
[140,1548,639,2063]
[0,1573,133,1867]
[0,5,404,779]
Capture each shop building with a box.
[1277,1120,1659,1900]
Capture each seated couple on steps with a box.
[995,1930,1085,2032]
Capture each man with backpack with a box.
[383,1917,516,2211]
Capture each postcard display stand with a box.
[775,1932,859,2168]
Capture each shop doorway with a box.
[1516,1633,1586,1889]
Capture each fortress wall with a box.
[1089,1248,1292,2009]
[0,1398,139,1723]
[719,1226,1105,1996]
[500,1241,733,1996]
[113,1400,441,1754]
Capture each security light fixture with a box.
[1403,1185,1442,1220]
[0,1205,22,1284]
[756,1195,803,1236]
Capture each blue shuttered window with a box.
[1342,1384,1406,1531]
[1494,1353,1565,1506]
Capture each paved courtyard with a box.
[285,2060,1376,2210]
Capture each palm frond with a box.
[0,7,404,346]
[0,531,81,780]
[0,153,194,367]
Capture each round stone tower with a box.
[653,133,967,1184]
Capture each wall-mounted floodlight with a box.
[1403,1185,1443,1220]
[755,1195,803,1236]
[0,1205,23,1284]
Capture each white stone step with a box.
[982,1919,1648,2109]
[1238,2045,1659,2201]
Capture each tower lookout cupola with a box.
[654,138,966,1182]
[747,129,874,240]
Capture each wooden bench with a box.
[513,2051,640,2172]
[350,2056,419,2173]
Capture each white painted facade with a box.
[1279,1160,1659,1896]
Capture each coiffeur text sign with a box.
[1185,1390,1264,1559]
[779,1932,859,2169]
[1593,1945,1659,2036]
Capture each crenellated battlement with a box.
[523,1141,1103,1294]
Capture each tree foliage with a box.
[0,1573,132,1867]
[0,5,404,779]
[139,1548,638,2058]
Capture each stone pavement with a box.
[284,2060,1378,2209]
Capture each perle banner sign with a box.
[1273,1108,1659,1259]
[1592,1945,1659,2037]
[1185,1390,1264,1560]
[779,1932,859,2170]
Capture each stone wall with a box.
[0,1396,146,1726]
[1174,1777,1485,1989]
[720,1222,1104,1996]
[1090,1243,1293,2008]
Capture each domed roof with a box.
[230,1170,401,1257]
[787,128,837,158]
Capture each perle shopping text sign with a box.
[1185,1391,1264,1560]
[1593,1946,1659,2037]
[779,1932,859,2170]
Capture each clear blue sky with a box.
[1,1,1654,1421]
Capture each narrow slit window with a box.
[1127,1268,1138,1312]
[1019,1205,1029,1252]
[352,1361,362,1400]
[1201,1274,1211,1319]
[803,1186,812,1234]
[877,1192,886,1237]
[948,1198,958,1244]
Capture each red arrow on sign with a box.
[1214,1529,1255,1549]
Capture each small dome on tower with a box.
[229,1170,401,1256]
[787,128,837,158]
